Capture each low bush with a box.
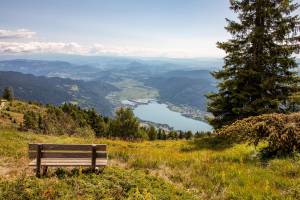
[216,112,300,157]
[0,167,194,200]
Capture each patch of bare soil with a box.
[0,158,33,178]
[0,166,10,176]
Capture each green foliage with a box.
[138,128,150,140]
[60,103,89,127]
[60,103,108,137]
[86,109,108,137]
[178,131,184,139]
[41,105,79,135]
[288,92,300,112]
[23,111,40,131]
[0,167,194,200]
[160,129,167,140]
[167,131,178,140]
[109,107,141,139]
[19,101,197,141]
[194,131,211,138]
[157,129,167,140]
[2,86,14,101]
[127,187,154,200]
[147,126,157,140]
[185,130,193,140]
[217,112,300,157]
[0,99,205,142]
[23,103,101,137]
[207,0,300,129]
[178,130,193,140]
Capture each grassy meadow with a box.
[0,128,299,199]
[107,79,159,102]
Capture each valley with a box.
[106,79,159,107]
[0,58,218,132]
[1,57,298,132]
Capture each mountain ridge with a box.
[0,71,118,115]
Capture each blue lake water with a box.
[133,102,213,132]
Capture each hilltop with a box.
[0,100,300,199]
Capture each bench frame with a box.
[29,143,108,177]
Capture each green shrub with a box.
[23,111,40,131]
[108,107,140,139]
[147,126,157,141]
[0,167,194,200]
[217,112,300,157]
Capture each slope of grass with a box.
[0,129,194,200]
[0,128,300,199]
[0,100,46,128]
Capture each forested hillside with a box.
[0,59,104,80]
[145,70,216,110]
[0,71,117,115]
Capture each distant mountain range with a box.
[0,54,224,70]
[145,70,216,111]
[5,57,296,116]
[0,71,118,115]
[1,58,298,115]
[0,59,103,80]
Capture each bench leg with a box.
[36,167,40,178]
[36,144,42,178]
[91,145,96,173]
[42,166,48,176]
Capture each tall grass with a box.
[0,128,300,199]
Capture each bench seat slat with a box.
[29,159,107,167]
[29,144,106,151]
[31,158,104,163]
[29,152,107,159]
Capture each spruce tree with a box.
[161,130,167,140]
[147,126,157,140]
[207,0,300,129]
[157,128,163,139]
[2,87,14,101]
[185,131,193,140]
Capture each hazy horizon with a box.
[0,0,236,58]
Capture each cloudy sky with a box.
[0,0,299,58]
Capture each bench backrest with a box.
[29,144,107,159]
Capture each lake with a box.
[133,101,213,132]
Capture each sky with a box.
[0,0,299,58]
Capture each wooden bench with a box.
[29,143,108,177]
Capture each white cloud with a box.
[0,28,223,58]
[89,43,211,58]
[0,29,36,39]
[0,42,86,54]
[0,41,207,58]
